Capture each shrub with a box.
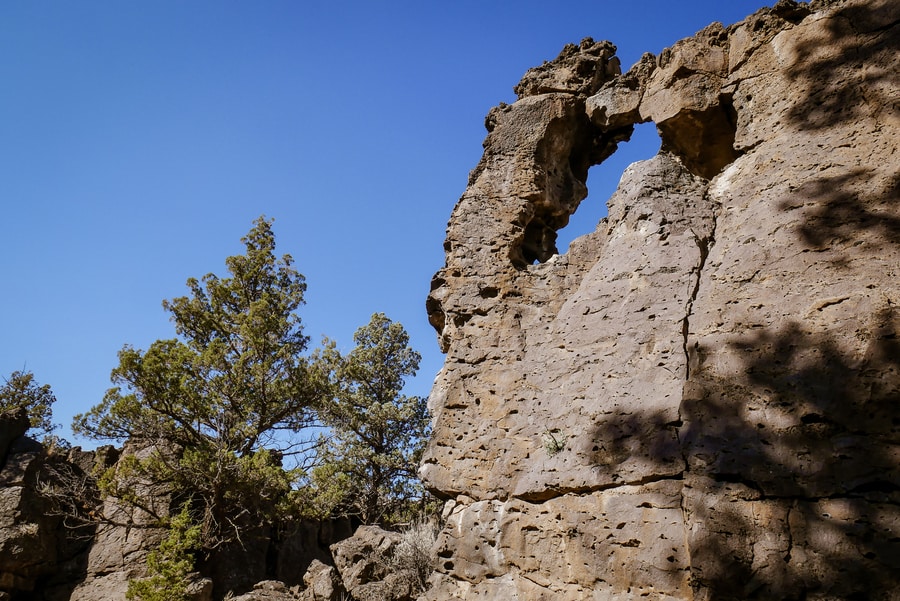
[389,518,440,594]
[0,370,57,438]
[126,507,201,601]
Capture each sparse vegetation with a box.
[126,507,202,601]
[389,518,440,594]
[542,429,567,456]
[0,369,57,439]
[302,313,432,526]
[73,217,326,549]
[60,217,434,596]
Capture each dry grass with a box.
[387,518,440,595]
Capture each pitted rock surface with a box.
[423,0,900,599]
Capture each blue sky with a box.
[1,1,768,445]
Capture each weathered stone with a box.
[327,525,422,601]
[186,573,214,601]
[0,449,62,596]
[230,580,300,601]
[300,559,342,601]
[68,442,171,601]
[0,434,105,600]
[331,525,399,595]
[430,481,690,598]
[585,53,654,130]
[0,410,28,469]
[514,38,620,98]
[423,0,900,598]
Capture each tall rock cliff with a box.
[422,0,899,599]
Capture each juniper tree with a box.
[74,217,327,547]
[0,370,57,439]
[305,313,431,525]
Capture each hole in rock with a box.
[656,94,739,180]
[556,122,661,255]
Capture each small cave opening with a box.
[555,122,662,254]
[656,95,739,180]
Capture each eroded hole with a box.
[656,94,739,179]
[556,122,661,254]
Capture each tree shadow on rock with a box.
[586,304,900,600]
[786,0,899,131]
[677,306,900,600]
[781,169,900,268]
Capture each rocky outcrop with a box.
[423,0,900,599]
[0,442,61,594]
[0,419,113,601]
[330,525,418,601]
[66,442,173,601]
[0,417,393,601]
[0,410,28,469]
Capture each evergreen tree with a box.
[74,217,327,546]
[0,370,57,438]
[307,313,431,525]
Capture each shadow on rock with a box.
[786,1,899,131]
[678,308,900,599]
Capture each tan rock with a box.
[229,580,299,601]
[301,560,342,601]
[423,0,900,598]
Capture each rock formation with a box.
[0,413,405,601]
[0,427,112,601]
[423,0,900,599]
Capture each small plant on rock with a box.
[0,369,57,439]
[542,429,568,456]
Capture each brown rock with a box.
[229,580,299,601]
[0,409,28,469]
[185,574,214,601]
[331,525,398,594]
[68,442,171,601]
[0,437,109,600]
[513,38,620,98]
[423,0,900,598]
[330,525,419,601]
[0,450,60,595]
[300,560,342,601]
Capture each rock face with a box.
[422,0,900,599]
[0,426,111,601]
[0,422,355,601]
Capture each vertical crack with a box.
[784,503,794,564]
[678,199,717,595]
[681,214,716,381]
[678,473,693,597]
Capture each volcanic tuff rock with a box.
[423,0,900,599]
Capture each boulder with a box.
[330,526,418,601]
[229,580,299,601]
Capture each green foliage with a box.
[542,429,567,456]
[126,507,201,601]
[306,313,431,525]
[73,217,327,546]
[72,216,435,582]
[0,369,57,438]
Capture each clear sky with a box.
[1,1,769,446]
